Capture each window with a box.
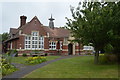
[60,42,63,50]
[64,37,68,44]
[32,32,38,36]
[25,31,44,49]
[31,32,38,49]
[25,36,31,49]
[49,41,56,50]
[38,36,44,49]
[25,36,31,40]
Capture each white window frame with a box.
[25,31,44,50]
[25,35,31,49]
[31,32,38,50]
[49,41,56,50]
[38,36,44,49]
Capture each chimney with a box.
[20,15,27,27]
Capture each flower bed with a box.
[25,56,47,64]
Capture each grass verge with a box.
[24,56,118,78]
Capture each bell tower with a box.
[49,14,55,29]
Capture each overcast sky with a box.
[0,0,81,34]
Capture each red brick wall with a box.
[18,35,25,49]
[62,45,68,49]
[22,18,46,36]
[44,37,49,49]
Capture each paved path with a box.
[2,55,79,79]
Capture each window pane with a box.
[32,41,34,44]
[32,45,34,48]
[29,41,30,44]
[28,45,30,48]
[35,41,37,44]
[39,41,41,44]
[32,37,34,40]
[35,45,37,48]
[25,41,27,44]
[35,37,37,40]
[25,36,27,40]
[29,37,31,40]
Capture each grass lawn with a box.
[24,56,118,78]
[11,56,61,64]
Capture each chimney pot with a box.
[20,15,27,27]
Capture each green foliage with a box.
[13,49,18,56]
[1,32,9,42]
[45,53,48,56]
[11,56,61,65]
[25,56,47,64]
[1,58,17,76]
[1,50,18,76]
[86,53,92,55]
[3,50,18,64]
[22,53,27,57]
[99,53,118,64]
[32,50,41,54]
[104,43,114,53]
[66,1,120,64]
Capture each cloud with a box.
[1,1,79,33]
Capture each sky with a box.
[0,0,81,34]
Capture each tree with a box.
[1,32,9,42]
[66,2,120,64]
[110,2,120,62]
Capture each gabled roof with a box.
[9,16,70,39]
[10,28,18,35]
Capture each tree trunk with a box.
[94,50,99,64]
[79,42,81,55]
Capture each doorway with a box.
[68,43,73,55]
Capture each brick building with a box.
[5,15,82,56]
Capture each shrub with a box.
[99,53,118,64]
[25,56,47,64]
[22,53,27,57]
[45,53,48,56]
[1,58,17,76]
[13,50,18,57]
[86,53,92,55]
[7,50,18,57]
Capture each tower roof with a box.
[49,14,55,21]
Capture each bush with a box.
[13,50,18,57]
[86,53,92,55]
[99,53,118,64]
[45,53,48,56]
[25,56,47,64]
[15,53,18,57]
[7,50,18,57]
[22,53,27,57]
[1,58,17,76]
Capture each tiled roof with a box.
[43,26,70,38]
[9,16,70,39]
[10,28,18,34]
